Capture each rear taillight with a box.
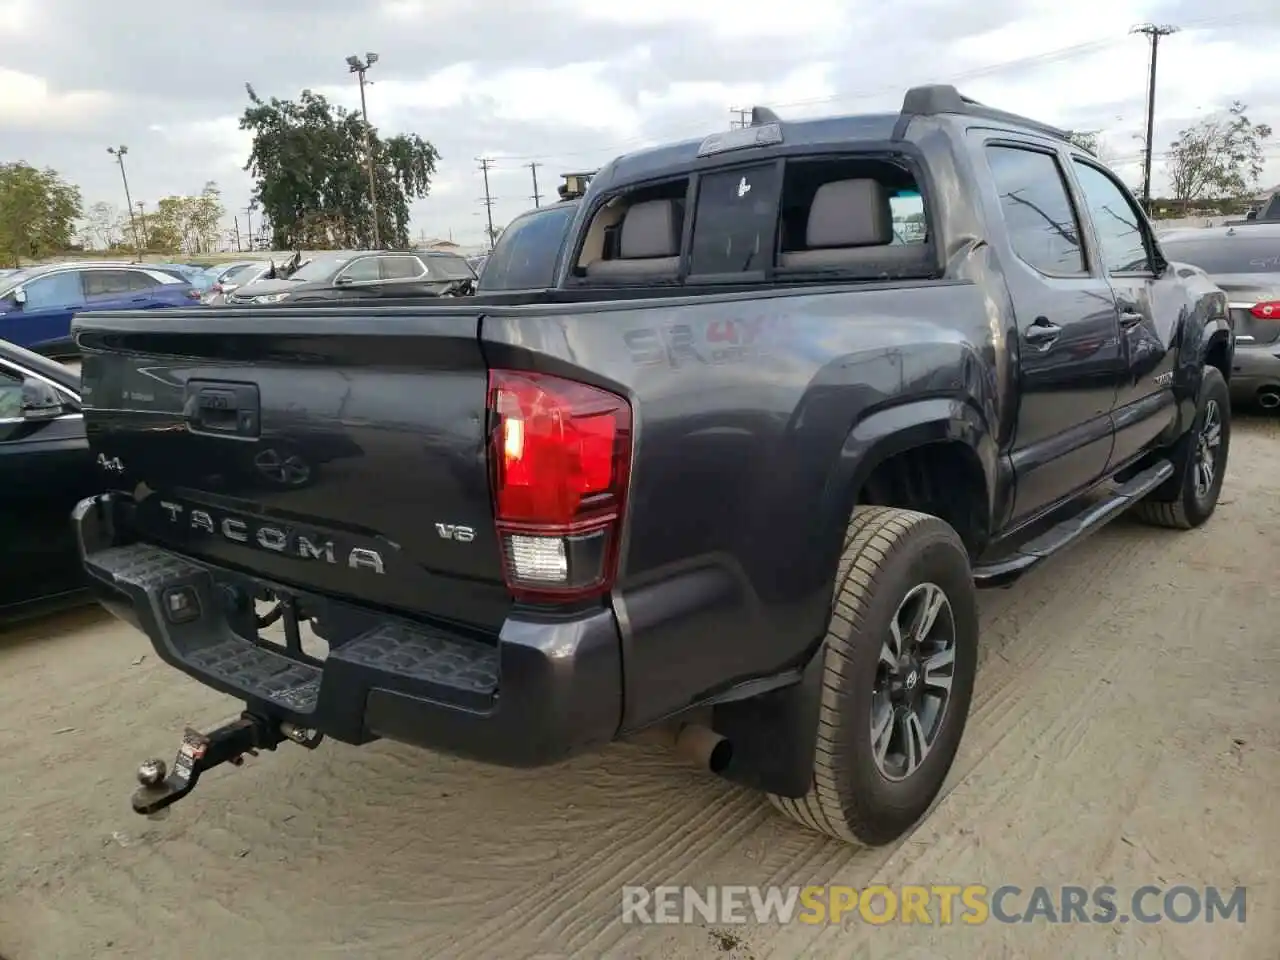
[186,288,201,300]
[1250,301,1280,319]
[487,369,632,602]
[212,282,223,294]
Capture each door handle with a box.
[1024,319,1062,345]
[1119,310,1145,328]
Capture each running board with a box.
[973,459,1175,587]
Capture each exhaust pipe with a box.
[627,721,734,774]
[1258,388,1280,409]
[673,724,733,774]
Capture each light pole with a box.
[107,145,140,257]
[135,201,149,249]
[346,52,382,248]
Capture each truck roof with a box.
[588,84,1075,197]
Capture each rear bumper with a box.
[74,493,623,767]
[1230,342,1280,397]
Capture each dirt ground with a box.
[2,420,1278,960]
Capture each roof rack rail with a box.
[900,84,1071,142]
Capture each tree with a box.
[145,182,227,254]
[0,162,83,266]
[240,84,440,249]
[82,201,123,250]
[1165,102,1273,208]
[1067,131,1100,156]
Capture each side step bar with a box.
[973,459,1175,587]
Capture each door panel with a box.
[978,141,1123,522]
[0,271,84,349]
[1067,160,1177,465]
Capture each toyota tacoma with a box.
[72,85,1233,846]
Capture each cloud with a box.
[1,0,1276,247]
[0,69,113,129]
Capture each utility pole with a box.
[729,107,750,130]
[1131,23,1179,213]
[244,205,256,249]
[477,157,496,251]
[347,52,382,248]
[135,201,149,249]
[233,216,242,253]
[107,145,140,258]
[528,161,543,208]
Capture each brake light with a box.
[487,370,632,602]
[1250,301,1280,319]
[186,288,201,300]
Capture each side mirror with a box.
[334,275,355,286]
[12,287,26,308]
[20,378,67,422]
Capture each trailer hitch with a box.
[131,712,322,816]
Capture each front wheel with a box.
[1133,366,1231,530]
[769,506,978,846]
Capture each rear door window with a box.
[379,256,425,280]
[985,145,1086,277]
[689,163,781,276]
[126,271,160,291]
[84,270,136,297]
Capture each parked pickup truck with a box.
[72,85,1233,846]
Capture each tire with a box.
[1133,366,1230,530]
[768,506,979,846]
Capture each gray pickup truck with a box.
[71,85,1232,847]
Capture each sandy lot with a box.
[2,420,1279,960]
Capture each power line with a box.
[1131,23,1180,213]
[490,12,1262,165]
[528,161,543,208]
[477,157,497,251]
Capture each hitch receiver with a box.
[131,712,322,816]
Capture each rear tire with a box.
[768,506,978,846]
[1133,367,1230,530]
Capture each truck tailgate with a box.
[76,307,509,631]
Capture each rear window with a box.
[480,205,576,291]
[1160,237,1280,274]
[689,163,781,276]
[424,255,476,281]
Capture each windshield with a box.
[479,204,576,291]
[1161,236,1280,274]
[288,254,354,282]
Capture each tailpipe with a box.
[673,723,733,774]
[1258,387,1280,409]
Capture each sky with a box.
[1,0,1277,249]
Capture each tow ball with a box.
[132,712,323,816]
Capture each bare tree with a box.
[1165,102,1273,209]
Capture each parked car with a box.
[201,260,269,304]
[72,85,1232,844]
[1160,223,1280,406]
[0,262,200,357]
[0,338,96,622]
[226,250,476,304]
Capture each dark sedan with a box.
[226,250,476,304]
[0,339,98,622]
[1161,224,1280,407]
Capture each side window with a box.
[0,367,21,421]
[985,145,1086,276]
[22,272,85,309]
[1070,161,1152,274]
[126,271,159,291]
[689,163,781,275]
[379,256,425,280]
[338,257,380,283]
[84,270,136,297]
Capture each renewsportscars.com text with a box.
[621,884,1247,926]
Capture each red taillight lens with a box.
[487,369,632,601]
[1250,301,1280,319]
[186,288,201,300]
[212,282,223,294]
